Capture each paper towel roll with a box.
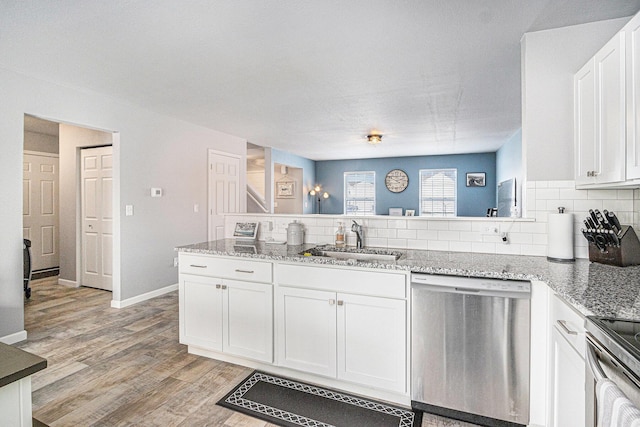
[548,212,575,262]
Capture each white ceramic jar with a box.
[286,221,305,245]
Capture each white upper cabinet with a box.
[627,13,640,180]
[575,32,626,187]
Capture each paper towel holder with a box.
[547,206,575,263]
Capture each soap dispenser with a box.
[335,222,345,246]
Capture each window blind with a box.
[419,169,457,217]
[344,171,376,215]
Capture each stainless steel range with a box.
[585,316,640,426]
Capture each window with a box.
[344,171,375,215]
[419,169,457,216]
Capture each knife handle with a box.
[607,212,622,234]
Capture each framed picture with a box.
[466,172,486,187]
[389,207,403,216]
[405,210,415,216]
[233,222,259,241]
[276,181,295,198]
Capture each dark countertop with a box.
[0,342,46,388]
[177,240,640,320]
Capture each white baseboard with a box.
[57,278,78,287]
[0,330,27,344]
[111,283,178,309]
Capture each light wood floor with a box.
[18,279,477,427]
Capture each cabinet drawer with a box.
[277,263,406,299]
[551,294,586,357]
[179,253,272,283]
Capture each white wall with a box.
[522,17,630,181]
[23,131,58,154]
[58,124,113,284]
[0,68,246,340]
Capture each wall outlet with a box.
[481,225,499,235]
[125,205,134,216]
[173,257,178,267]
[193,203,199,213]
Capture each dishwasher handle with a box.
[412,282,531,299]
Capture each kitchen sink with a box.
[299,245,403,263]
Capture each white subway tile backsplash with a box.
[223,178,637,260]
[449,241,472,252]
[397,229,417,239]
[606,199,634,212]
[428,240,450,251]
[438,230,460,241]
[428,221,450,231]
[617,190,634,200]
[559,189,588,200]
[495,243,521,255]
[387,219,407,229]
[537,188,560,200]
[459,231,483,242]
[471,242,496,254]
[448,221,472,231]
[416,229,439,240]
[588,189,619,200]
[548,180,575,188]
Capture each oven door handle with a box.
[586,340,607,382]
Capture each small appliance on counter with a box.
[580,209,640,267]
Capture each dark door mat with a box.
[217,370,420,427]
[33,418,48,427]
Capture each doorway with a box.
[23,115,116,293]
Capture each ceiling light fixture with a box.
[367,134,382,145]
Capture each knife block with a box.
[588,226,640,267]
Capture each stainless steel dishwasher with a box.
[411,273,531,427]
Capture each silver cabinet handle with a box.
[235,269,254,274]
[190,264,207,268]
[557,320,578,335]
[337,300,344,306]
[216,284,221,289]
[221,285,227,290]
[329,299,335,305]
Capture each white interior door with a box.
[208,150,240,241]
[23,152,59,272]
[81,146,113,291]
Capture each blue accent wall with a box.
[315,153,496,217]
[271,148,316,214]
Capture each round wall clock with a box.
[385,169,409,193]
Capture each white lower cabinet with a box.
[276,285,407,393]
[179,273,273,363]
[547,294,586,427]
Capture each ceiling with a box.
[5,1,640,160]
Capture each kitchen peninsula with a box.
[176,239,640,426]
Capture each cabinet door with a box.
[179,274,223,350]
[223,280,273,363]
[548,326,586,427]
[575,59,597,185]
[595,32,626,184]
[276,287,337,377]
[627,13,640,180]
[336,293,406,393]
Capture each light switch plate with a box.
[125,205,134,216]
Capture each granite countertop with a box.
[177,239,640,320]
[0,342,46,388]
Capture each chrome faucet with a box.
[351,220,363,249]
